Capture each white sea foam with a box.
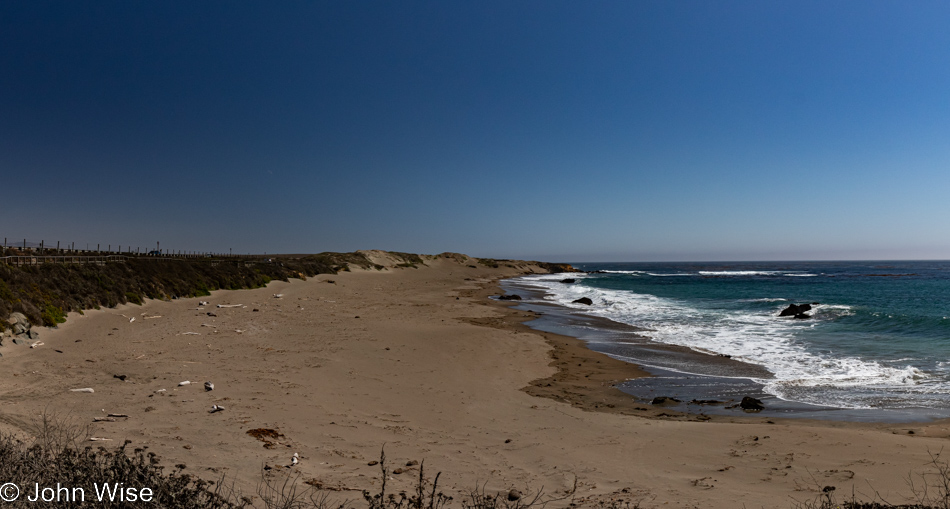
[698,270,783,276]
[516,274,940,409]
[810,303,855,318]
[600,270,646,274]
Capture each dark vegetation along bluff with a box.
[0,250,573,340]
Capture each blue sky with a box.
[2,1,949,261]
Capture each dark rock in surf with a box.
[779,303,812,317]
[651,396,681,405]
[740,396,765,411]
[560,278,576,284]
[497,294,522,301]
[572,297,593,305]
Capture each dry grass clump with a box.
[0,415,587,509]
[0,412,244,508]
[794,451,950,509]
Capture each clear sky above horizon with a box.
[2,1,949,262]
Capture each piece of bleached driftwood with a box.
[89,437,112,441]
[154,389,166,393]
[107,413,129,418]
[209,404,225,413]
[180,332,200,335]
[144,315,162,319]
[201,323,216,328]
[93,417,116,422]
[273,294,283,298]
[178,381,191,386]
[30,341,44,348]
[71,388,95,393]
[129,317,135,323]
[199,301,209,306]
[216,304,243,308]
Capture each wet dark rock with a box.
[779,303,812,318]
[497,294,522,301]
[114,374,128,381]
[572,297,593,305]
[740,396,765,411]
[560,278,576,284]
[651,396,681,405]
[507,489,522,502]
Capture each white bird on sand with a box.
[291,452,299,466]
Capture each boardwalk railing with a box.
[0,255,129,266]
[0,255,265,267]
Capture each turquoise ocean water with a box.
[510,261,950,414]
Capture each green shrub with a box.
[40,303,67,326]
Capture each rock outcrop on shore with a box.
[1,312,38,350]
[740,396,765,411]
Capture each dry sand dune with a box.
[2,255,949,508]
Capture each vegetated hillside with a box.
[0,251,574,331]
[0,252,395,330]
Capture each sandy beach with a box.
[2,252,949,508]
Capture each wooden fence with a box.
[0,255,263,267]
